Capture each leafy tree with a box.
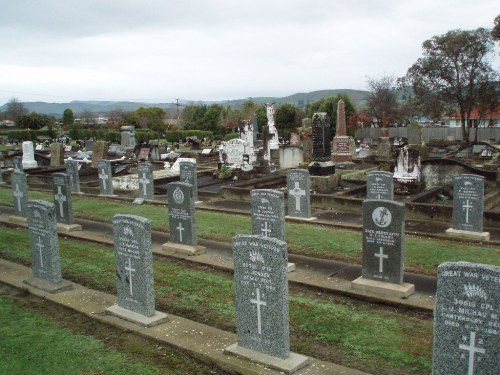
[16,112,55,130]
[79,111,97,127]
[63,108,74,127]
[183,104,224,135]
[305,95,356,133]
[401,28,499,141]
[128,107,165,131]
[492,15,500,43]
[366,75,400,126]
[6,97,28,121]
[274,104,303,137]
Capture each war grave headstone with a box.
[308,112,335,176]
[91,141,108,167]
[162,182,206,255]
[286,169,315,220]
[106,214,167,327]
[366,171,394,200]
[50,142,64,167]
[52,173,81,232]
[23,200,73,293]
[179,160,199,202]
[65,159,81,193]
[97,159,116,196]
[352,199,415,297]
[432,262,499,375]
[12,156,23,172]
[10,171,28,223]
[0,167,6,185]
[135,162,154,203]
[446,174,489,241]
[224,235,310,373]
[22,141,38,169]
[84,139,94,151]
[251,189,295,272]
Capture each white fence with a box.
[355,127,500,142]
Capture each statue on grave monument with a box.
[265,103,279,150]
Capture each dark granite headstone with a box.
[251,189,284,241]
[167,182,197,245]
[232,235,289,358]
[27,200,62,283]
[65,160,81,193]
[137,162,154,200]
[97,159,114,195]
[112,214,155,316]
[311,112,331,162]
[287,169,311,218]
[11,171,28,217]
[179,160,198,202]
[366,171,394,200]
[452,174,484,232]
[362,199,405,284]
[52,173,73,225]
[432,262,499,375]
[12,156,23,172]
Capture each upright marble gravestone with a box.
[24,200,72,292]
[11,171,28,217]
[97,159,114,196]
[179,160,198,202]
[251,189,285,241]
[52,173,74,225]
[137,162,154,200]
[286,169,312,219]
[65,160,81,193]
[107,214,167,326]
[452,174,484,232]
[432,262,499,375]
[366,171,394,200]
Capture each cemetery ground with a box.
[0,189,498,374]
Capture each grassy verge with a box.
[0,188,498,276]
[0,226,432,374]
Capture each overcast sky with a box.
[0,0,498,105]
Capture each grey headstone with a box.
[12,156,23,172]
[52,173,74,225]
[27,200,62,283]
[408,127,422,145]
[432,262,499,375]
[287,169,311,218]
[97,159,114,195]
[366,171,394,200]
[233,235,289,359]
[452,174,484,232]
[167,182,197,245]
[50,142,64,167]
[112,214,155,317]
[137,162,154,200]
[11,171,28,216]
[179,160,198,202]
[84,139,94,151]
[0,168,5,184]
[362,200,405,284]
[65,160,81,193]
[251,189,285,241]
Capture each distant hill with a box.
[0,89,369,117]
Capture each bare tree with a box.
[366,76,399,126]
[6,97,28,120]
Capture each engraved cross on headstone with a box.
[99,168,108,190]
[459,331,485,375]
[138,172,150,196]
[374,247,388,273]
[250,288,267,335]
[176,222,184,242]
[260,222,271,237]
[289,181,306,211]
[54,186,67,218]
[36,236,44,268]
[13,184,24,211]
[462,199,473,224]
[124,258,136,296]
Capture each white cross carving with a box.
[124,258,136,296]
[260,222,271,237]
[138,172,150,196]
[462,199,473,224]
[459,332,485,375]
[374,247,388,273]
[13,184,24,211]
[176,222,185,242]
[289,181,306,211]
[99,168,108,190]
[54,185,67,218]
[36,236,44,268]
[250,288,267,335]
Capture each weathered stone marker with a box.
[286,169,314,220]
[432,262,499,375]
[137,162,154,200]
[225,235,309,373]
[162,182,206,255]
[23,200,72,292]
[106,214,167,327]
[446,174,489,241]
[0,167,5,185]
[12,156,23,172]
[52,172,81,231]
[97,159,115,196]
[366,171,393,200]
[50,142,64,167]
[352,199,414,297]
[65,159,81,193]
[11,171,28,219]
[179,160,198,202]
